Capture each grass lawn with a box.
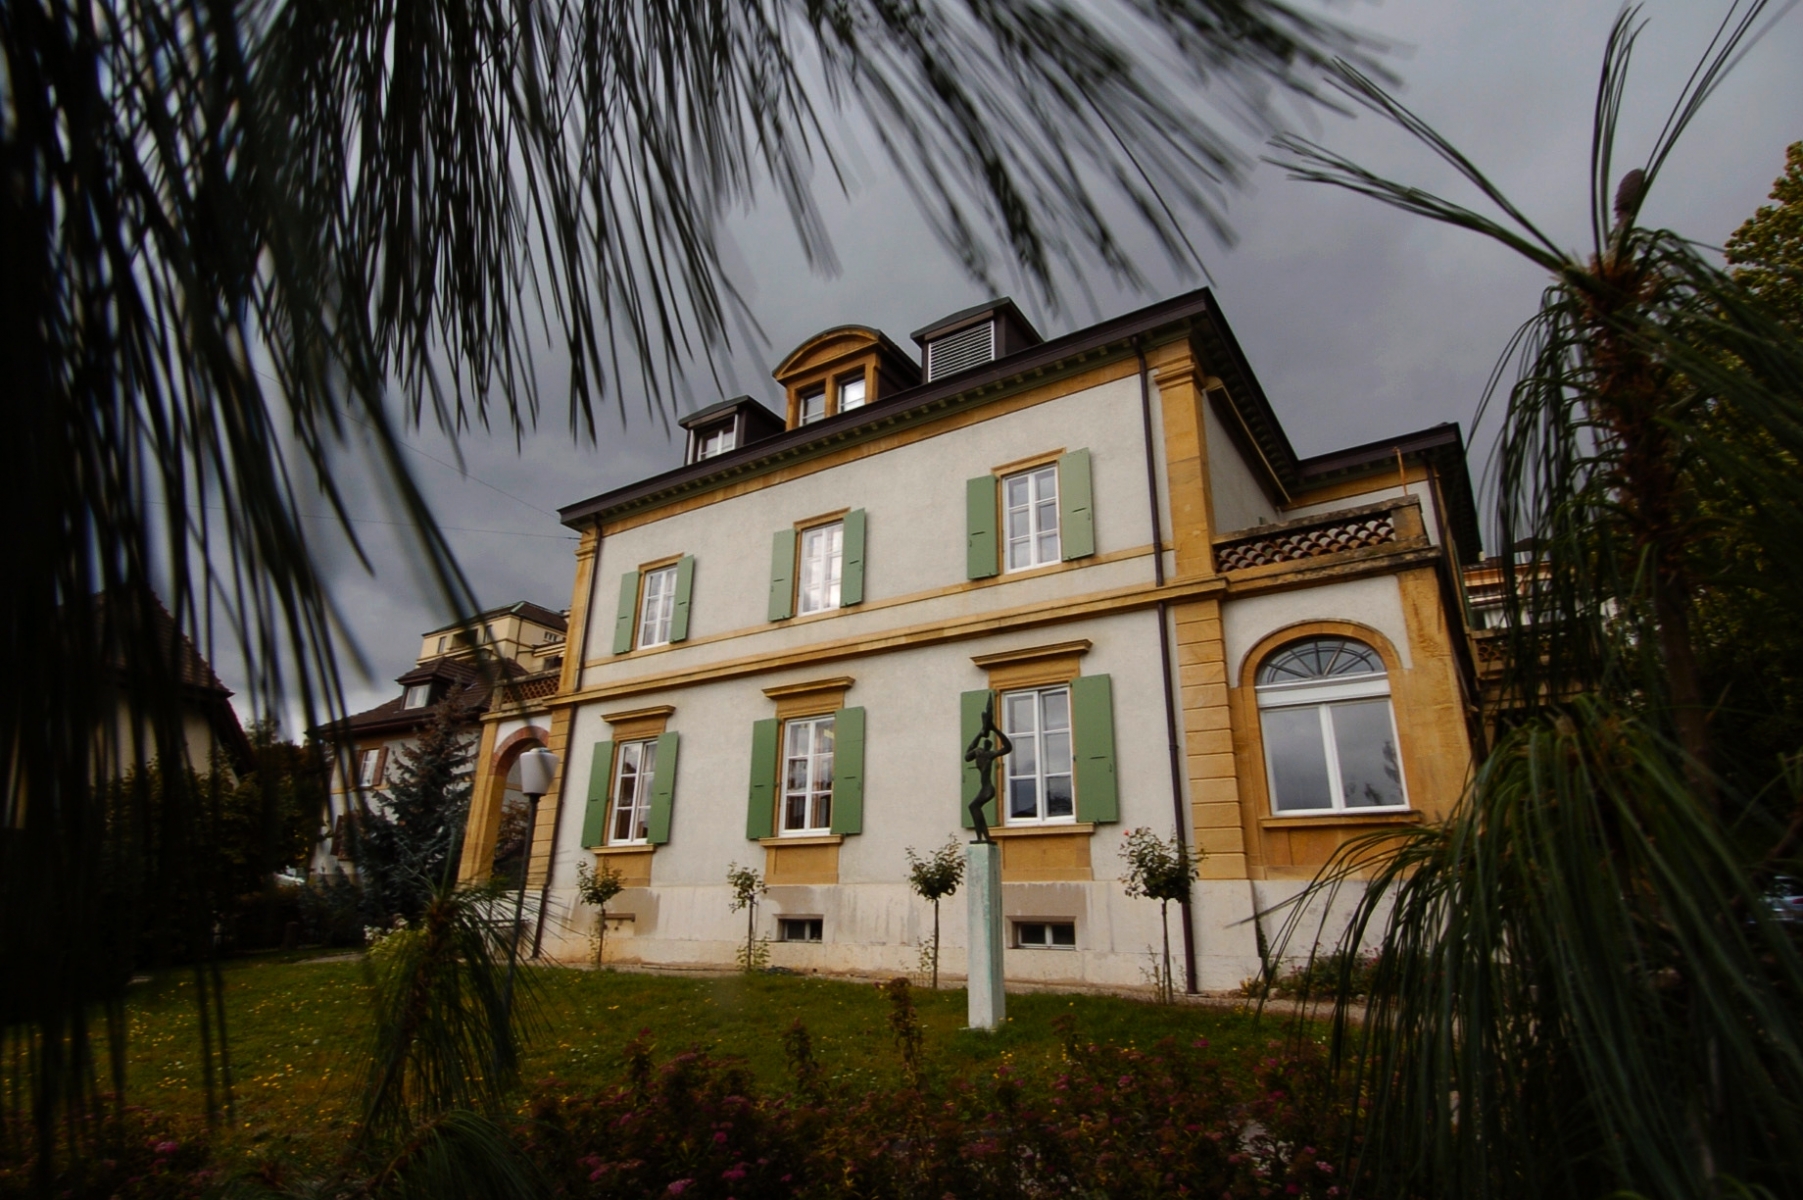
[121,952,1285,1168]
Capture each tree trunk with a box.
[596,907,607,967]
[1160,900,1172,1005]
[932,899,941,990]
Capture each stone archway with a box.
[458,725,551,883]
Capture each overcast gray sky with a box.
[260,0,1803,724]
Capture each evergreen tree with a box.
[354,703,474,924]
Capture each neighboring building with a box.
[97,594,253,782]
[459,289,1485,991]
[311,602,567,876]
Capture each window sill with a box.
[989,822,1095,839]
[759,834,844,847]
[1259,811,1421,830]
[594,843,657,856]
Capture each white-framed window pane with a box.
[403,684,430,709]
[1003,465,1060,571]
[782,716,835,833]
[837,375,866,411]
[638,565,678,648]
[797,522,843,615]
[358,749,381,787]
[609,740,658,843]
[1331,699,1405,808]
[1265,706,1334,812]
[698,422,735,459]
[798,390,826,425]
[1001,686,1073,823]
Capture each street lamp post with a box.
[503,747,558,1017]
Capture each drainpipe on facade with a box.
[1135,338,1199,995]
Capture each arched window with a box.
[1255,637,1407,813]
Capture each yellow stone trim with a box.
[564,573,1226,707]
[757,834,844,848]
[765,840,839,885]
[998,829,1093,881]
[969,639,1092,670]
[764,676,853,719]
[989,822,1095,838]
[593,844,653,886]
[602,704,676,725]
[791,507,850,531]
[989,448,1065,477]
[596,543,1154,668]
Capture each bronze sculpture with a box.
[964,696,1014,843]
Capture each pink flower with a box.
[714,1131,728,1144]
[667,1180,693,1195]
[1118,1075,1133,1088]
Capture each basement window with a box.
[1015,921,1076,949]
[778,918,824,943]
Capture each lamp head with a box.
[516,747,559,798]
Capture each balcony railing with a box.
[1213,499,1420,573]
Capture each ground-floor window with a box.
[1001,686,1074,824]
[782,715,835,834]
[778,917,823,943]
[1255,636,1408,813]
[1014,921,1076,948]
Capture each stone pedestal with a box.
[966,841,1005,1031]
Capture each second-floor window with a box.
[638,564,679,648]
[1002,686,1074,823]
[1003,465,1060,570]
[609,739,659,844]
[782,715,835,834]
[797,522,843,615]
[837,374,867,412]
[357,747,384,788]
[798,388,827,425]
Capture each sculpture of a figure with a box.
[964,696,1014,843]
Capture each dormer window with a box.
[798,387,827,425]
[696,420,736,459]
[837,374,867,412]
[403,683,431,709]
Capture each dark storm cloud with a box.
[244,0,1803,722]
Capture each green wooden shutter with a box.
[746,718,780,839]
[830,706,865,834]
[646,731,679,844]
[1058,448,1095,560]
[840,510,867,607]
[580,740,616,848]
[611,572,641,654]
[960,689,995,828]
[767,530,797,621]
[669,556,696,643]
[966,476,998,579]
[1071,674,1118,822]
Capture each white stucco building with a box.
[460,290,1484,992]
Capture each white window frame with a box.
[796,522,844,615]
[357,748,383,789]
[402,683,431,709]
[797,388,827,425]
[697,420,736,459]
[637,564,679,649]
[778,917,824,942]
[1014,920,1076,949]
[1256,658,1409,815]
[780,714,835,835]
[837,374,867,412]
[608,739,659,845]
[1002,464,1060,572]
[1000,685,1075,825]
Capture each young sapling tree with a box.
[725,862,768,973]
[575,860,625,966]
[904,838,965,989]
[1121,827,1203,1004]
